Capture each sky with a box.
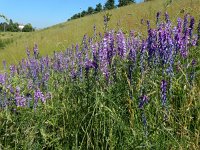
[0,0,143,29]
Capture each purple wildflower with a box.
[147,20,150,30]
[15,87,26,107]
[45,92,52,100]
[189,16,195,37]
[107,30,115,64]
[27,80,33,90]
[92,43,99,77]
[116,30,126,59]
[10,65,16,76]
[183,14,189,34]
[190,59,196,85]
[0,74,6,85]
[85,59,95,72]
[99,33,109,80]
[161,80,167,107]
[165,12,170,24]
[190,35,198,46]
[26,47,30,58]
[181,27,190,58]
[93,24,96,39]
[140,40,147,74]
[174,18,183,54]
[139,95,149,109]
[147,29,157,63]
[197,19,200,45]
[34,88,46,104]
[33,44,39,59]
[70,67,77,79]
[139,95,149,136]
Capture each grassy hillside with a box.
[0,0,200,69]
[0,0,200,149]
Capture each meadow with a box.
[0,0,200,69]
[0,0,200,149]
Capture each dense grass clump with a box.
[0,13,200,149]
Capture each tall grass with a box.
[0,11,199,149]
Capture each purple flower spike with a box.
[147,20,150,30]
[85,59,95,72]
[161,80,167,107]
[197,19,200,45]
[0,74,6,85]
[27,80,33,90]
[189,17,195,37]
[139,95,149,109]
[183,14,189,35]
[15,87,27,107]
[33,44,39,59]
[26,47,30,58]
[34,88,46,104]
[99,33,110,80]
[10,65,16,76]
[165,12,170,24]
[116,30,126,59]
[191,35,198,46]
[140,40,147,74]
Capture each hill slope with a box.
[0,0,200,69]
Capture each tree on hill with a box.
[71,14,79,20]
[0,15,35,32]
[0,22,8,32]
[95,3,103,12]
[104,0,115,10]
[81,10,87,17]
[87,7,94,15]
[7,19,20,32]
[22,23,34,32]
[118,0,135,7]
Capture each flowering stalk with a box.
[139,95,149,137]
[161,80,167,107]
[197,19,200,46]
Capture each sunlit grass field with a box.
[0,0,200,69]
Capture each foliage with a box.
[0,18,34,32]
[81,10,87,17]
[118,0,135,7]
[87,7,94,15]
[68,3,103,21]
[22,23,35,32]
[68,0,137,21]
[0,20,20,32]
[104,0,115,10]
[95,3,103,12]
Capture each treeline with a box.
[68,0,135,21]
[0,19,35,32]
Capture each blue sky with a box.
[0,0,143,29]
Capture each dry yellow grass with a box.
[0,0,199,69]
